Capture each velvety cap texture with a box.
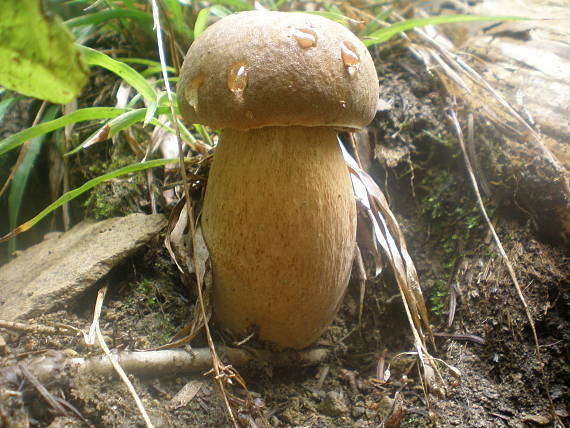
[177,11,379,130]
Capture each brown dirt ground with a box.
[1,49,569,428]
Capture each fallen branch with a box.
[0,320,84,337]
[1,346,330,386]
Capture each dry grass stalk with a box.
[148,0,246,424]
[0,320,84,337]
[91,286,155,428]
[404,9,565,424]
[447,108,563,427]
[343,142,453,400]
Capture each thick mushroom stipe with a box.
[177,11,379,349]
[202,127,356,349]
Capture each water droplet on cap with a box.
[291,28,318,48]
[227,61,248,93]
[191,74,206,89]
[340,41,360,76]
[185,74,206,109]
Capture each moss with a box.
[130,278,182,345]
[415,145,493,317]
[404,415,429,427]
[82,154,146,220]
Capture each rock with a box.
[521,413,552,425]
[0,214,166,320]
[419,0,570,243]
[465,0,570,242]
[47,416,84,428]
[352,405,365,418]
[378,395,404,428]
[319,391,349,417]
[0,334,7,356]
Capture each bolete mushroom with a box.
[177,10,379,349]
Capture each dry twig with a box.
[343,142,449,402]
[149,2,243,424]
[0,347,329,386]
[0,320,84,337]
[91,286,154,428]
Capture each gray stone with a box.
[0,214,166,320]
[319,391,349,417]
[352,406,365,418]
[0,334,7,356]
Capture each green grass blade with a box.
[259,0,278,11]
[67,106,171,155]
[193,124,212,146]
[8,105,60,254]
[358,8,393,38]
[145,97,159,126]
[0,107,128,157]
[0,158,178,243]
[209,0,251,12]
[364,14,529,46]
[0,97,20,122]
[118,58,176,74]
[209,5,233,18]
[80,46,157,103]
[302,10,350,26]
[127,93,143,108]
[161,0,193,38]
[194,7,211,39]
[65,9,153,28]
[178,121,197,146]
[141,65,169,77]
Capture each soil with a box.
[1,47,569,428]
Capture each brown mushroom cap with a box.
[177,10,379,130]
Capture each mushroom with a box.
[177,10,379,349]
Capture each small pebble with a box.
[352,406,365,418]
[0,334,8,356]
[320,391,349,417]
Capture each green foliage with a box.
[419,162,490,317]
[161,0,194,39]
[65,8,153,28]
[80,46,157,104]
[136,279,158,307]
[0,34,193,243]
[362,14,529,46]
[84,178,142,220]
[0,158,177,243]
[0,0,88,103]
[0,107,130,157]
[429,279,449,317]
[209,0,251,12]
[67,106,170,155]
[118,58,176,77]
[0,0,524,250]
[193,7,211,39]
[8,106,60,255]
[0,96,20,121]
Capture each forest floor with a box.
[0,47,569,428]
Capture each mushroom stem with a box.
[202,126,357,349]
